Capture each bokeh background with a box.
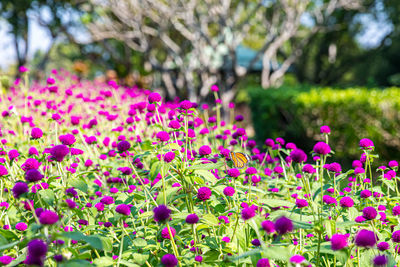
[1,0,400,167]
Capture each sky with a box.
[0,8,394,70]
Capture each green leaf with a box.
[156,187,180,205]
[187,161,224,170]
[149,162,162,180]
[61,231,104,250]
[194,170,218,184]
[93,257,114,266]
[0,240,20,251]
[165,143,181,150]
[132,253,149,265]
[69,177,88,193]
[38,189,55,206]
[59,259,94,267]
[201,214,219,226]
[259,198,294,208]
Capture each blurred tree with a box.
[88,0,361,106]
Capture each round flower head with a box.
[197,187,211,201]
[359,138,374,149]
[0,165,8,176]
[362,207,377,220]
[223,186,235,196]
[313,142,331,155]
[261,220,275,234]
[290,149,307,163]
[163,151,175,163]
[295,198,308,208]
[153,205,171,222]
[339,196,354,208]
[198,145,212,156]
[148,92,162,103]
[0,255,12,265]
[50,145,69,162]
[241,206,256,220]
[320,125,331,134]
[25,169,44,182]
[227,168,240,178]
[8,149,19,160]
[274,216,293,235]
[185,214,199,224]
[161,227,176,239]
[302,164,316,174]
[161,254,178,267]
[393,206,400,216]
[100,196,114,205]
[117,141,131,152]
[194,255,203,262]
[290,255,306,264]
[360,189,372,198]
[27,239,47,257]
[21,158,39,172]
[168,120,181,129]
[330,234,348,250]
[59,134,76,146]
[377,242,390,251]
[12,182,28,198]
[31,128,43,139]
[392,230,400,243]
[355,229,377,247]
[256,258,271,267]
[372,255,388,267]
[116,204,131,216]
[39,210,59,225]
[15,222,27,231]
[156,131,170,142]
[389,160,399,168]
[179,100,192,110]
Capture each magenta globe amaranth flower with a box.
[290,255,306,265]
[261,220,275,234]
[360,189,372,198]
[153,205,171,222]
[339,196,354,208]
[392,230,400,243]
[241,206,256,220]
[197,187,211,201]
[185,213,199,224]
[163,151,175,163]
[362,207,377,220]
[59,134,76,146]
[12,182,28,198]
[31,128,43,139]
[227,168,240,177]
[156,131,170,142]
[0,255,12,265]
[290,149,307,163]
[223,186,235,196]
[161,227,176,239]
[26,239,47,266]
[320,125,331,134]
[161,254,178,267]
[198,145,212,156]
[116,204,131,216]
[50,145,69,162]
[179,100,192,110]
[313,142,331,155]
[274,216,293,235]
[295,198,308,208]
[359,138,374,149]
[15,222,27,231]
[330,234,348,250]
[0,165,8,177]
[148,92,162,103]
[256,258,271,267]
[355,229,377,247]
[372,255,388,267]
[39,210,59,225]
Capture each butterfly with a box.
[229,151,251,169]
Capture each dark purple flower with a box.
[117,141,131,152]
[26,239,47,266]
[377,241,390,251]
[362,207,377,220]
[330,234,348,250]
[12,182,28,198]
[290,149,307,163]
[39,210,59,225]
[392,230,400,243]
[25,169,44,182]
[161,254,178,267]
[116,204,131,216]
[100,196,114,205]
[360,189,372,199]
[59,134,76,146]
[274,216,293,235]
[256,258,271,267]
[372,255,388,267]
[241,206,256,220]
[153,205,171,222]
[295,198,308,208]
[185,214,199,224]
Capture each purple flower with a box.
[323,195,337,205]
[320,125,331,134]
[50,145,69,162]
[377,242,390,251]
[223,186,235,196]
[185,214,199,224]
[290,149,307,163]
[389,160,399,168]
[392,230,400,243]
[313,142,331,155]
[274,216,293,235]
[0,255,12,265]
[148,92,162,103]
[161,254,178,267]
[197,187,211,201]
[221,236,231,243]
[290,255,306,264]
[339,197,354,208]
[372,255,388,267]
[327,162,341,173]
[31,128,43,139]
[8,149,19,160]
[12,182,28,198]
[295,198,308,208]
[25,169,44,182]
[59,134,76,146]
[355,229,377,247]
[156,131,170,142]
[302,164,316,174]
[100,196,114,205]
[164,152,175,163]
[117,141,131,152]
[241,206,256,220]
[194,255,203,262]
[116,204,131,216]
[198,145,212,156]
[15,222,27,231]
[362,207,377,220]
[360,189,372,199]
[153,205,171,222]
[39,210,59,225]
[261,220,275,233]
[161,227,176,239]
[0,165,8,176]
[21,158,40,172]
[227,168,240,177]
[359,138,374,149]
[393,206,400,216]
[168,120,181,129]
[65,199,76,209]
[256,258,271,267]
[179,100,192,110]
[26,239,47,266]
[330,234,348,250]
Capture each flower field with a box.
[0,69,399,267]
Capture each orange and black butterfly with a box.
[229,151,251,169]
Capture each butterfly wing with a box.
[229,151,251,169]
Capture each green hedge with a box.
[249,85,400,166]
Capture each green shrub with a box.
[249,85,400,166]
